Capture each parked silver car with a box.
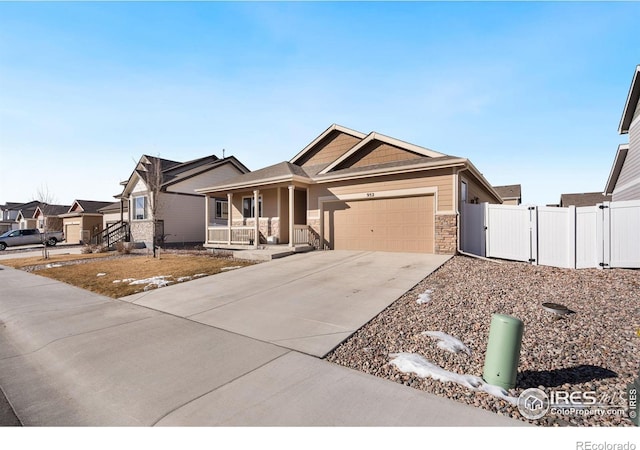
[0,228,65,250]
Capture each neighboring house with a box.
[14,201,42,229]
[60,200,114,244]
[197,124,501,254]
[117,154,250,248]
[493,185,521,205]
[605,65,640,200]
[98,201,129,229]
[559,192,612,207]
[0,202,26,233]
[33,204,70,233]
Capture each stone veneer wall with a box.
[129,220,154,248]
[307,218,323,249]
[435,214,457,255]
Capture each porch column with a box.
[227,193,233,245]
[204,195,210,244]
[253,190,260,249]
[288,185,295,248]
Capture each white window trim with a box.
[133,195,148,221]
[242,195,263,218]
[215,199,229,220]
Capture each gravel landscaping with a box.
[326,255,639,426]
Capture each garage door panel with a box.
[325,195,434,253]
[65,224,81,244]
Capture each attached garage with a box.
[65,223,81,244]
[324,195,434,253]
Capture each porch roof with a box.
[196,161,314,194]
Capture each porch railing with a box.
[293,225,311,245]
[207,226,256,245]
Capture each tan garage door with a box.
[324,195,434,253]
[65,223,81,244]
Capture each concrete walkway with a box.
[0,262,524,426]
[121,251,450,357]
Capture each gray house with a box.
[605,65,640,200]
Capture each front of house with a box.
[198,124,502,254]
[117,154,250,249]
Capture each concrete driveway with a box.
[121,251,451,357]
[0,262,523,426]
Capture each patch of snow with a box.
[221,266,243,272]
[129,276,173,291]
[96,273,107,277]
[45,263,63,268]
[416,289,433,304]
[389,353,518,405]
[121,278,135,283]
[422,331,472,356]
[177,276,192,282]
[193,273,207,278]
[112,280,122,284]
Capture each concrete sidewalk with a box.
[0,264,524,426]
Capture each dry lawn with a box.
[25,254,254,298]
[1,252,115,269]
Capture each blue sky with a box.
[0,1,638,206]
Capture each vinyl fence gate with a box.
[461,200,640,269]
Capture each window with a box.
[133,196,148,220]
[461,181,468,204]
[215,200,229,220]
[242,196,263,218]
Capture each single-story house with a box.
[605,65,640,200]
[60,200,114,244]
[117,154,250,248]
[33,204,70,233]
[13,201,41,229]
[559,192,612,208]
[197,124,502,254]
[493,185,522,205]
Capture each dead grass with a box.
[28,254,254,298]
[1,252,116,269]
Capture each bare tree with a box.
[144,157,164,258]
[32,183,58,205]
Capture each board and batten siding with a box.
[614,116,640,201]
[299,131,362,167]
[308,168,455,217]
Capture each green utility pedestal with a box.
[482,313,524,390]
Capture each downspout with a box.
[453,167,465,255]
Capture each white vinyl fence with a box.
[461,200,640,269]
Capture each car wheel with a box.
[0,242,6,251]
[46,238,57,247]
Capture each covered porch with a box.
[202,182,315,250]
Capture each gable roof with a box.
[604,143,629,195]
[289,124,367,165]
[619,65,640,134]
[34,204,71,217]
[493,184,522,200]
[319,131,446,175]
[68,200,115,214]
[560,192,612,207]
[120,154,249,197]
[1,202,25,210]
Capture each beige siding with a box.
[309,168,455,214]
[341,142,421,169]
[131,177,147,194]
[158,193,207,243]
[299,131,361,167]
[614,118,640,201]
[501,199,520,206]
[294,190,306,224]
[460,173,500,206]
[229,188,279,220]
[167,164,243,194]
[103,211,126,228]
